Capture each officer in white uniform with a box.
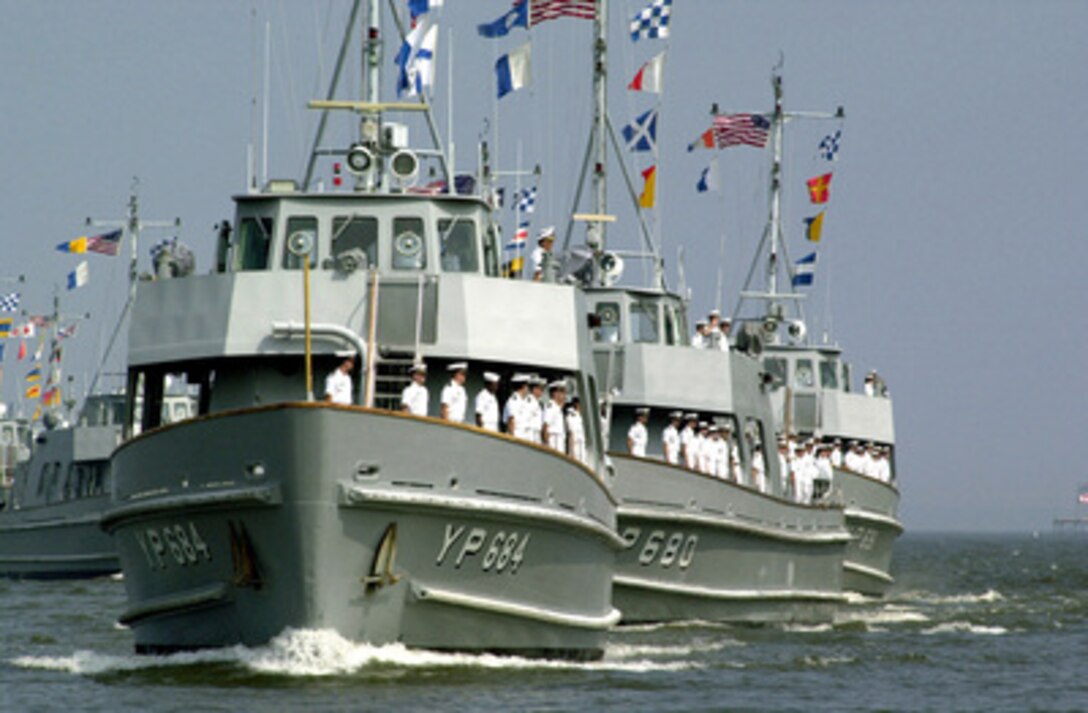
[531,227,555,282]
[661,411,682,465]
[722,423,742,482]
[440,362,468,423]
[627,407,649,457]
[565,397,587,464]
[696,422,712,473]
[503,374,531,438]
[718,317,732,352]
[708,425,728,478]
[400,363,429,416]
[542,380,568,452]
[474,371,501,431]
[323,354,355,406]
[778,440,791,497]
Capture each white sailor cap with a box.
[483,371,501,383]
[634,406,650,415]
[695,319,708,327]
[529,374,547,387]
[685,412,699,420]
[709,309,720,317]
[709,424,720,433]
[511,373,531,385]
[721,316,732,324]
[447,362,468,372]
[698,421,709,429]
[548,380,567,391]
[538,226,556,243]
[335,350,358,359]
[668,410,683,419]
[409,362,427,374]
[721,421,733,430]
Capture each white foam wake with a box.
[11,628,704,677]
[921,621,1008,636]
[898,589,1005,606]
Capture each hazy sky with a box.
[1,1,1085,531]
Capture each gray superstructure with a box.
[0,394,123,579]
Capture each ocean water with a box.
[3,532,1087,712]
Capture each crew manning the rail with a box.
[627,407,649,457]
[440,362,468,422]
[474,372,501,431]
[401,363,429,416]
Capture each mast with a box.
[593,0,608,235]
[734,67,843,337]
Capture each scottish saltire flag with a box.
[395,20,438,97]
[67,261,89,290]
[478,1,529,37]
[639,165,657,208]
[804,212,825,242]
[792,252,818,287]
[622,108,658,152]
[628,51,666,93]
[514,187,537,214]
[0,293,19,312]
[696,160,719,193]
[496,42,532,99]
[713,114,771,148]
[631,0,672,41]
[806,172,833,204]
[819,130,842,161]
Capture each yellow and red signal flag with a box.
[806,173,833,204]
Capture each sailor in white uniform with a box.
[680,413,699,469]
[542,380,568,452]
[474,371,501,431]
[439,362,468,423]
[662,411,683,465]
[814,444,834,501]
[722,422,742,482]
[778,440,792,497]
[627,407,650,457]
[708,426,728,478]
[691,319,709,349]
[696,422,712,474]
[565,397,588,464]
[503,374,531,439]
[830,439,844,468]
[751,444,767,493]
[525,375,546,443]
[400,363,429,417]
[718,317,732,352]
[323,354,355,406]
[531,227,555,282]
[844,441,865,473]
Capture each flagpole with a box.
[592,0,609,269]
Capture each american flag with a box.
[87,228,122,256]
[713,113,771,149]
[530,0,596,25]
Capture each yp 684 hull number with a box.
[436,524,530,574]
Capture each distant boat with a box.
[729,72,903,597]
[0,394,123,579]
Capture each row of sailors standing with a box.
[402,362,590,464]
[629,410,767,492]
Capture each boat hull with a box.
[104,403,619,659]
[610,455,849,624]
[0,495,119,579]
[835,468,902,597]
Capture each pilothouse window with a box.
[332,216,378,270]
[630,300,660,344]
[439,218,479,273]
[234,217,273,271]
[594,302,621,343]
[820,360,839,389]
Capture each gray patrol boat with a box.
[548,16,850,623]
[103,1,620,659]
[731,73,902,597]
[0,392,123,579]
